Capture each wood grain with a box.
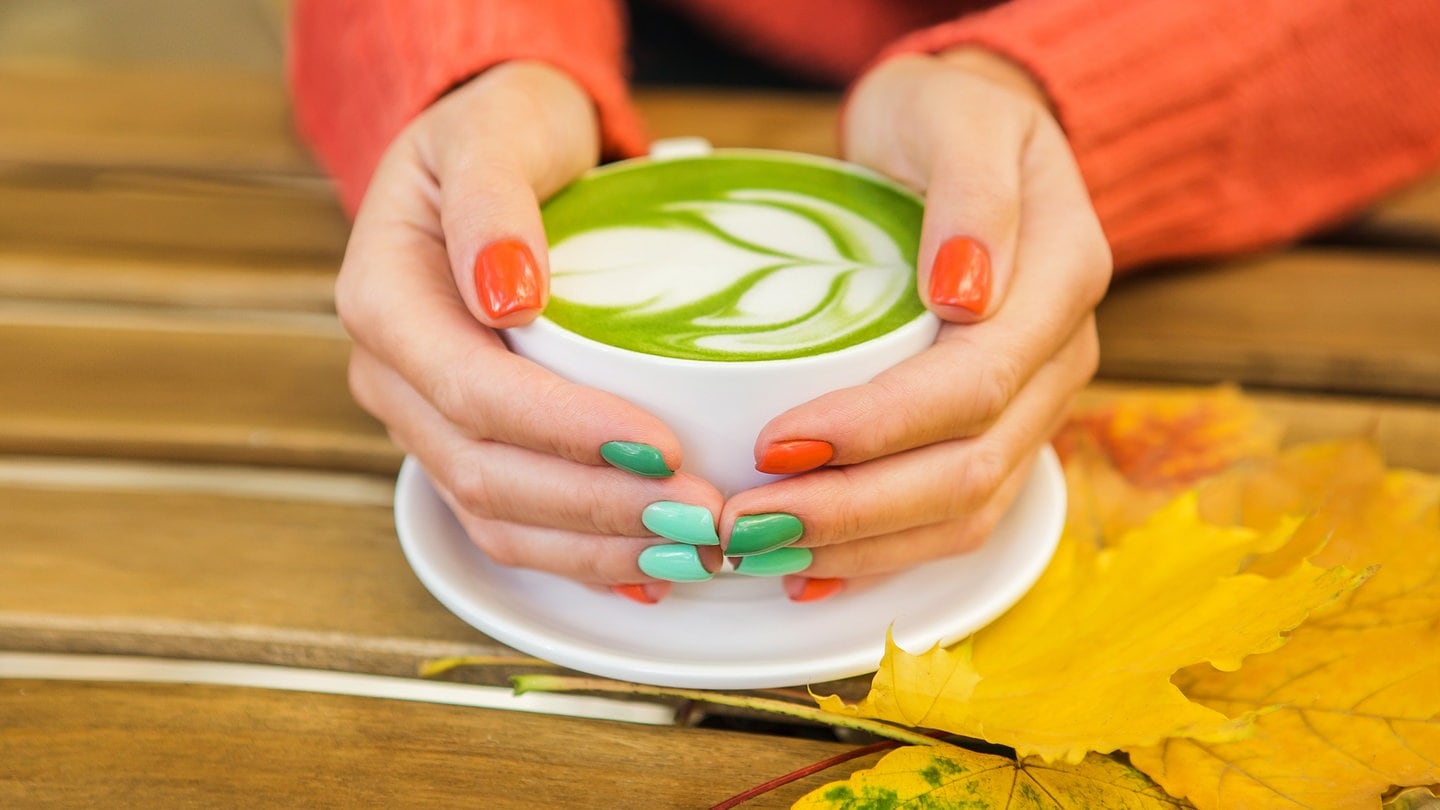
[1,678,868,808]
[0,302,396,472]
[1097,250,1440,398]
[0,460,489,677]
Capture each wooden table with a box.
[3,2,1437,806]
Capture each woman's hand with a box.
[338,62,723,602]
[724,49,1111,600]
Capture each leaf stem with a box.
[419,655,556,678]
[511,674,954,750]
[710,738,904,810]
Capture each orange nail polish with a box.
[474,239,543,320]
[930,237,991,315]
[756,439,834,475]
[611,584,661,605]
[787,577,844,603]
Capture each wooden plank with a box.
[0,459,503,677]
[0,248,336,312]
[1,678,866,808]
[0,457,876,710]
[1097,249,1440,399]
[0,162,349,262]
[1333,174,1440,249]
[0,301,395,472]
[0,66,309,175]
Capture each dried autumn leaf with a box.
[1129,449,1440,809]
[793,744,1191,809]
[1059,386,1282,547]
[1060,386,1281,491]
[1383,786,1440,810]
[816,496,1365,763]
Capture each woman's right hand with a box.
[337,61,723,602]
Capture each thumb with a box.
[424,61,601,329]
[845,52,1046,325]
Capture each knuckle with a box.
[869,373,931,450]
[972,354,1023,428]
[955,451,1009,511]
[480,533,524,569]
[447,456,500,519]
[799,468,874,545]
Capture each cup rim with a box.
[574,146,925,206]
[507,308,941,370]
[517,146,937,369]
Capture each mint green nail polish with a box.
[733,547,813,577]
[727,513,804,556]
[600,441,672,478]
[638,544,713,582]
[642,501,719,546]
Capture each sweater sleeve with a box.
[287,0,649,216]
[876,0,1440,272]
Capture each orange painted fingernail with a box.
[474,239,543,320]
[756,439,834,475]
[930,237,991,315]
[611,584,665,605]
[786,577,844,603]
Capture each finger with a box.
[790,456,1034,580]
[756,126,1107,466]
[730,320,1095,550]
[350,347,722,536]
[339,166,681,472]
[421,61,600,328]
[444,507,723,586]
[845,55,1041,323]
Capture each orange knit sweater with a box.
[288,0,1440,271]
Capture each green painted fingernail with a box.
[733,547,813,577]
[638,544,713,582]
[727,513,804,556]
[642,501,719,546]
[600,441,672,478]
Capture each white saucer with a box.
[394,447,1066,690]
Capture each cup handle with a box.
[648,136,713,161]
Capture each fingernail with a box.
[732,547,813,577]
[638,544,713,582]
[756,439,834,475]
[475,239,543,320]
[642,501,719,545]
[930,237,991,315]
[727,513,804,556]
[786,577,845,603]
[611,583,668,604]
[600,441,673,478]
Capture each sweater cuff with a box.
[289,0,648,216]
[873,0,1440,273]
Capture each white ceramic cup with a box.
[505,142,940,496]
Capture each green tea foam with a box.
[541,153,925,362]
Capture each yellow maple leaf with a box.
[794,745,1191,809]
[815,496,1366,763]
[1128,447,1440,809]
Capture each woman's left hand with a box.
[722,49,1111,598]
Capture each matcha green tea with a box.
[540,152,925,362]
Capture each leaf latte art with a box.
[540,154,925,361]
